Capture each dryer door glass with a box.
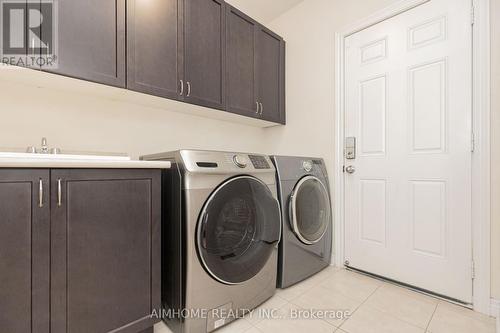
[290,176,331,245]
[197,176,281,285]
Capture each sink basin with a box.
[0,150,131,161]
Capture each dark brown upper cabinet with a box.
[226,6,259,118]
[0,170,50,333]
[127,0,182,100]
[226,5,286,124]
[19,0,286,124]
[3,1,41,69]
[256,26,285,124]
[183,0,226,110]
[42,0,126,87]
[128,0,226,110]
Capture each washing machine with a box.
[141,150,281,333]
[270,156,332,288]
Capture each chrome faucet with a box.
[40,137,49,154]
[26,137,60,154]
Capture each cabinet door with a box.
[256,26,285,124]
[0,1,41,68]
[184,0,225,110]
[42,0,126,87]
[225,6,259,117]
[0,169,50,333]
[127,0,182,99]
[50,169,161,333]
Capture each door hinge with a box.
[471,261,475,279]
[471,132,476,152]
[471,3,475,25]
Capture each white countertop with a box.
[0,158,171,169]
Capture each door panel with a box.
[42,0,126,87]
[184,0,225,109]
[344,0,472,302]
[50,169,161,333]
[256,26,284,123]
[226,6,258,117]
[0,169,50,333]
[127,0,182,99]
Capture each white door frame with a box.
[333,0,491,314]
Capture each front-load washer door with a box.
[289,176,331,245]
[197,176,281,285]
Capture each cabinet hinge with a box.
[471,261,475,279]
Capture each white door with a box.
[344,0,472,303]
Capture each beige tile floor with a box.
[155,267,497,333]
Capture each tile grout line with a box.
[359,301,437,332]
[245,293,293,330]
[424,301,439,333]
[279,270,353,331]
[248,270,387,332]
[335,281,384,331]
[358,282,440,331]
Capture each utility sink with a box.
[0,137,131,163]
[0,150,131,161]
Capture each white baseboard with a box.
[490,299,500,333]
[492,298,500,317]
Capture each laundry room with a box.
[0,0,498,332]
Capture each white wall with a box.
[490,0,500,301]
[264,0,398,185]
[0,78,269,158]
[225,0,303,24]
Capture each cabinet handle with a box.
[255,101,259,114]
[57,179,62,207]
[45,42,50,67]
[38,179,43,208]
[186,81,191,97]
[259,102,263,115]
[179,80,184,96]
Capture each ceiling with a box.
[225,0,303,24]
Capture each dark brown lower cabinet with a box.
[0,169,50,333]
[0,169,161,333]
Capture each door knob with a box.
[345,165,356,174]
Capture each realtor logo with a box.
[0,0,57,68]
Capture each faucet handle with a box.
[26,146,37,153]
[41,137,47,146]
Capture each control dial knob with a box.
[302,161,313,172]
[233,155,248,168]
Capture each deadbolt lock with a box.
[345,137,356,160]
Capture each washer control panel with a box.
[249,155,271,169]
[177,150,274,173]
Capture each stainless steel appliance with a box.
[141,150,281,333]
[270,156,332,288]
